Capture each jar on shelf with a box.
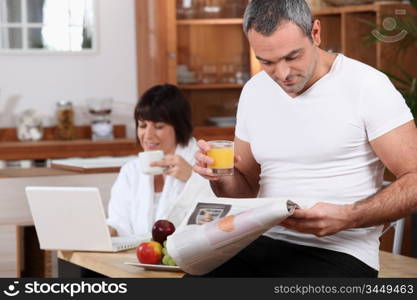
[55,101,75,140]
[177,0,197,19]
[16,109,44,142]
[202,0,222,18]
[87,98,114,141]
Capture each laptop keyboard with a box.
[111,236,149,251]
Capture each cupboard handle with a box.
[167,53,177,59]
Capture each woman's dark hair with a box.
[134,84,193,147]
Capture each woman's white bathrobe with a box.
[106,138,214,237]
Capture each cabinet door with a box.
[136,0,177,95]
[0,226,20,277]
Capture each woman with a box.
[107,84,212,237]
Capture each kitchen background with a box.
[1,0,416,140]
[0,0,138,138]
[0,0,416,278]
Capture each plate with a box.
[124,262,182,272]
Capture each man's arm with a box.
[281,121,417,236]
[350,120,417,227]
[193,137,261,198]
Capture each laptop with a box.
[26,186,149,252]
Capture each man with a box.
[193,0,417,277]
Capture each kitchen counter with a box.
[0,167,76,178]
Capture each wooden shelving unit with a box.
[0,125,140,160]
[136,0,250,126]
[175,1,250,126]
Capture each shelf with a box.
[176,3,391,21]
[179,83,244,90]
[177,18,243,25]
[0,125,126,142]
[0,139,141,161]
[193,126,235,142]
[312,3,391,16]
[175,3,396,21]
[176,3,402,19]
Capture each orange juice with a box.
[207,141,234,176]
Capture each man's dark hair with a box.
[243,0,313,40]
[134,84,193,147]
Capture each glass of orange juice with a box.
[207,140,234,176]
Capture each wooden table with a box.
[58,250,184,278]
[379,251,417,278]
[58,250,417,278]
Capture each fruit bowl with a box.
[135,220,178,269]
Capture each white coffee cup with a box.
[138,150,165,175]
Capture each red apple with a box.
[152,219,175,244]
[136,241,163,264]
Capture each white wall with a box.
[0,0,138,138]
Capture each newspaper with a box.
[167,197,298,275]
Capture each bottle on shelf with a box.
[177,0,197,19]
[87,98,114,141]
[55,101,75,140]
[16,109,43,142]
[202,0,222,18]
[176,0,248,19]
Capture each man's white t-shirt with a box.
[235,54,413,270]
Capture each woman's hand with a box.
[108,226,118,237]
[151,154,192,182]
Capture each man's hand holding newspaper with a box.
[167,197,298,275]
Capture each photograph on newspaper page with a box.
[187,203,232,225]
